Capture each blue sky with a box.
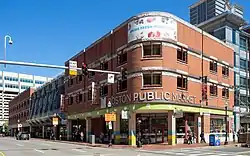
[0,0,249,78]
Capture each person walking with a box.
[200,131,206,143]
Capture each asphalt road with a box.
[0,137,152,156]
[0,137,250,156]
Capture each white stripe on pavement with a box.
[41,143,51,146]
[16,144,24,147]
[72,149,86,153]
[34,149,45,153]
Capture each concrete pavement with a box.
[137,146,250,156]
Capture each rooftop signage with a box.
[128,15,177,43]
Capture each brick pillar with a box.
[67,120,72,140]
[202,113,210,141]
[168,111,176,145]
[114,113,121,144]
[128,112,136,146]
[86,118,92,142]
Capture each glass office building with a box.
[190,0,249,131]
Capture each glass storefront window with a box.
[136,113,168,144]
[210,118,225,133]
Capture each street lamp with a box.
[4,35,13,68]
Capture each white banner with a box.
[128,15,177,43]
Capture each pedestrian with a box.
[80,131,84,142]
[200,131,206,143]
[188,131,193,144]
[233,130,236,142]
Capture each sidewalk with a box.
[32,138,241,150]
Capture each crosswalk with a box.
[138,148,250,156]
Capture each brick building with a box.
[9,88,34,135]
[64,11,235,146]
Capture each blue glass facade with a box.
[29,75,65,124]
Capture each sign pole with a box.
[107,101,112,147]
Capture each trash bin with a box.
[209,134,220,146]
[89,135,95,144]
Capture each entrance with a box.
[136,113,168,144]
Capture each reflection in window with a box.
[143,43,162,57]
[210,118,225,133]
[143,73,162,87]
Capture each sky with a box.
[0,0,249,78]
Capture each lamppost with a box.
[224,102,229,145]
[107,101,112,147]
[17,119,20,132]
[4,35,13,68]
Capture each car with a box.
[16,132,30,140]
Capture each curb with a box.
[31,138,242,150]
[32,138,136,149]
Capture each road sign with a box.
[18,124,22,128]
[107,73,115,83]
[105,113,116,122]
[69,60,77,76]
[121,110,128,119]
[107,101,111,108]
[52,117,59,126]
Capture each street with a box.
[0,137,148,156]
[138,146,250,156]
[0,137,250,156]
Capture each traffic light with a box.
[202,76,208,83]
[202,84,207,100]
[82,62,88,76]
[121,68,127,80]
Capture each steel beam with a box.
[0,60,121,75]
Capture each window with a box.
[240,37,247,50]
[88,71,95,79]
[177,76,188,90]
[117,51,127,66]
[79,94,82,102]
[210,84,217,96]
[35,80,44,84]
[222,88,229,99]
[143,73,162,87]
[100,61,109,70]
[100,85,108,96]
[222,66,229,77]
[69,97,73,105]
[240,77,247,87]
[210,61,217,73]
[240,59,247,69]
[70,79,73,85]
[117,79,127,92]
[177,48,188,63]
[232,29,236,44]
[214,28,225,40]
[88,88,92,101]
[143,43,162,57]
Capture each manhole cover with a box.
[40,149,49,150]
[51,148,58,150]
